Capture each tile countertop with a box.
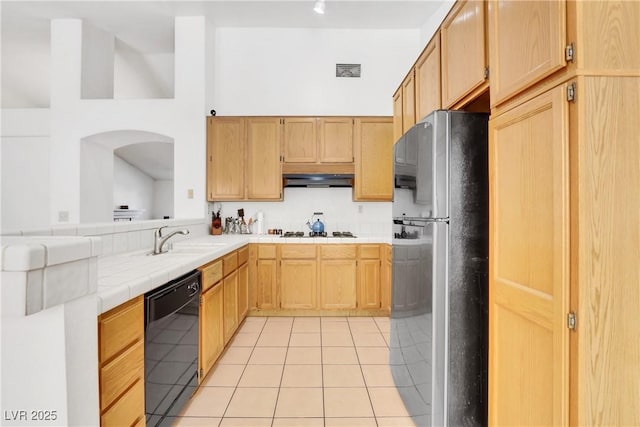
[97,233,391,314]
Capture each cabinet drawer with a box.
[281,244,317,259]
[238,246,249,265]
[223,252,238,276]
[100,339,144,411]
[99,297,143,363]
[258,245,277,259]
[321,245,356,259]
[101,378,144,427]
[201,260,223,292]
[384,244,392,260]
[359,245,380,259]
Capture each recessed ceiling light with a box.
[314,0,325,15]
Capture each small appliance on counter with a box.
[306,212,325,236]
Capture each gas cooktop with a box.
[280,231,357,238]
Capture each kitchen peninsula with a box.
[1,218,391,426]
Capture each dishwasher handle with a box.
[187,282,200,297]
[145,270,201,328]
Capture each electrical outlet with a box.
[58,211,69,222]
[358,205,363,213]
[187,189,194,199]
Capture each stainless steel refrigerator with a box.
[391,110,488,426]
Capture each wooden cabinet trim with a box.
[223,252,238,276]
[237,246,249,265]
[321,244,357,259]
[200,260,223,292]
[280,244,317,259]
[257,244,277,259]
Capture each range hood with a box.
[283,173,353,188]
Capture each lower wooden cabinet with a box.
[251,244,278,310]
[223,270,239,344]
[320,245,357,309]
[248,243,389,314]
[358,245,381,309]
[199,281,223,381]
[199,245,248,381]
[97,296,145,427]
[280,260,317,308]
[280,245,317,309]
[237,262,249,320]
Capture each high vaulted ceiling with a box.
[1,1,444,53]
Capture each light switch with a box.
[187,189,194,199]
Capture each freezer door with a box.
[416,111,449,218]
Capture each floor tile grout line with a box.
[220,317,265,422]
[270,320,292,425]
[347,317,381,426]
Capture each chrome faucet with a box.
[153,226,190,255]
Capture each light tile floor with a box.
[172,316,417,427]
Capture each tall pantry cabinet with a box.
[488,1,640,425]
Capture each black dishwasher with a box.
[144,270,200,427]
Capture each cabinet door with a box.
[358,259,381,309]
[489,85,569,426]
[392,88,403,143]
[283,117,317,163]
[280,259,317,309]
[237,262,249,322]
[441,0,487,108]
[320,260,357,309]
[354,118,393,201]
[402,71,416,133]
[246,117,282,199]
[257,259,278,310]
[489,0,566,106]
[223,271,239,344]
[318,118,354,163]
[207,117,245,200]
[415,32,441,121]
[200,283,223,380]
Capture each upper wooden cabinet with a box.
[283,117,354,165]
[207,117,245,200]
[318,118,354,163]
[207,117,282,201]
[489,1,566,106]
[283,117,316,163]
[354,117,394,201]
[441,0,488,108]
[392,88,403,143]
[246,117,283,199]
[401,71,416,133]
[415,31,442,121]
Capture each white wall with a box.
[114,40,174,99]
[212,28,421,116]
[0,109,51,231]
[153,180,174,219]
[80,141,114,223]
[48,17,205,225]
[113,155,154,220]
[81,22,115,99]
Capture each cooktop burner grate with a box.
[279,231,357,238]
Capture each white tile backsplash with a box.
[210,188,392,237]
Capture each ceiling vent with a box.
[336,64,361,78]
